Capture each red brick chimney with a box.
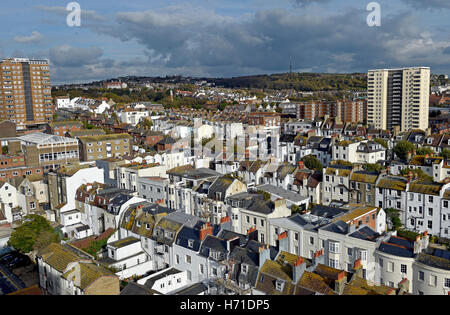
[200,222,213,241]
[297,161,305,169]
[353,259,361,270]
[278,231,288,240]
[294,256,305,267]
[220,216,230,224]
[337,270,346,281]
[247,226,257,234]
[314,249,324,258]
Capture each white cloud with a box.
[14,31,44,44]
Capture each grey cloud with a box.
[49,45,103,67]
[46,6,450,83]
[14,31,44,44]
[35,5,106,22]
[444,47,450,54]
[291,0,331,7]
[401,0,450,10]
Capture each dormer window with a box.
[275,279,285,292]
[188,239,194,248]
[427,138,433,144]
[136,220,141,227]
[241,264,248,274]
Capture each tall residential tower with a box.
[0,58,53,129]
[367,67,430,132]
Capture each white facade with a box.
[59,167,104,214]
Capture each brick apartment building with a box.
[78,133,132,161]
[46,121,83,136]
[246,112,281,127]
[283,100,367,123]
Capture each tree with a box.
[415,147,434,156]
[301,155,323,170]
[8,215,60,254]
[33,230,60,252]
[384,208,402,230]
[363,163,383,173]
[2,146,8,155]
[440,148,450,159]
[393,140,415,160]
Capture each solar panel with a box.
[434,249,450,260]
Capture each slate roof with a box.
[377,236,415,258]
[175,282,208,295]
[417,249,450,270]
[348,226,380,241]
[310,205,347,219]
[144,268,182,289]
[175,225,203,252]
[207,176,235,200]
[120,282,155,295]
[199,235,228,258]
[257,184,308,203]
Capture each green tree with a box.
[416,147,434,156]
[8,215,60,253]
[2,146,8,155]
[363,163,383,173]
[384,208,402,230]
[393,140,415,160]
[301,155,323,170]
[440,148,450,159]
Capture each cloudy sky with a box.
[1,0,449,84]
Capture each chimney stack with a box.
[353,259,363,278]
[247,226,258,242]
[258,244,271,269]
[277,232,289,253]
[200,222,213,241]
[335,271,347,295]
[397,278,410,295]
[293,256,306,283]
[312,249,324,266]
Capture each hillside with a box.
[207,73,368,91]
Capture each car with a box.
[5,255,30,269]
[0,253,17,264]
[0,252,26,266]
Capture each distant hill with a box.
[56,72,368,92]
[206,72,367,91]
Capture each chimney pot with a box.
[294,256,305,267]
[337,271,346,281]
